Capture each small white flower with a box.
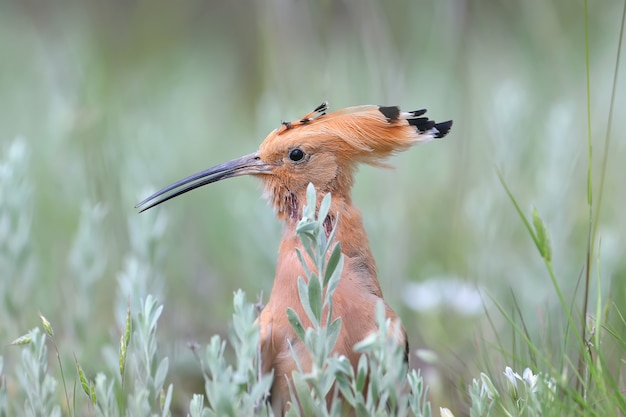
[503,366,521,389]
[522,368,538,392]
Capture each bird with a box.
[136,102,452,415]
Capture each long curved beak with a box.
[136,151,270,212]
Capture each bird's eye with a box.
[288,148,305,162]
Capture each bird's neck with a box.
[275,193,383,298]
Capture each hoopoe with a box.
[137,102,452,415]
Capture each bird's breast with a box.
[265,241,386,359]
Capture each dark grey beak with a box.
[136,151,270,212]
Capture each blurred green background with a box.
[1,0,624,414]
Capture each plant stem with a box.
[578,0,593,399]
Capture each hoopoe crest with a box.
[137,102,452,415]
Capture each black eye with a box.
[288,148,305,162]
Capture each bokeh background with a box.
[1,0,625,414]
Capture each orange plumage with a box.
[137,102,452,415]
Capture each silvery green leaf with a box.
[334,371,355,405]
[325,249,343,298]
[154,357,169,392]
[323,243,342,287]
[480,372,498,400]
[374,300,386,326]
[356,403,370,417]
[356,355,368,393]
[295,248,312,278]
[161,383,173,417]
[307,275,322,324]
[189,394,207,417]
[292,372,316,417]
[150,303,164,332]
[326,317,342,351]
[317,192,332,226]
[305,183,316,213]
[287,308,306,341]
[300,234,317,264]
[353,333,377,353]
[297,276,317,326]
[248,373,274,406]
[303,328,319,353]
[296,221,318,237]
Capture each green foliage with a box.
[0,139,34,333]
[13,328,61,417]
[126,295,173,417]
[5,295,172,417]
[487,182,626,416]
[188,290,273,417]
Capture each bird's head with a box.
[136,102,452,221]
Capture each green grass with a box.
[0,0,625,415]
